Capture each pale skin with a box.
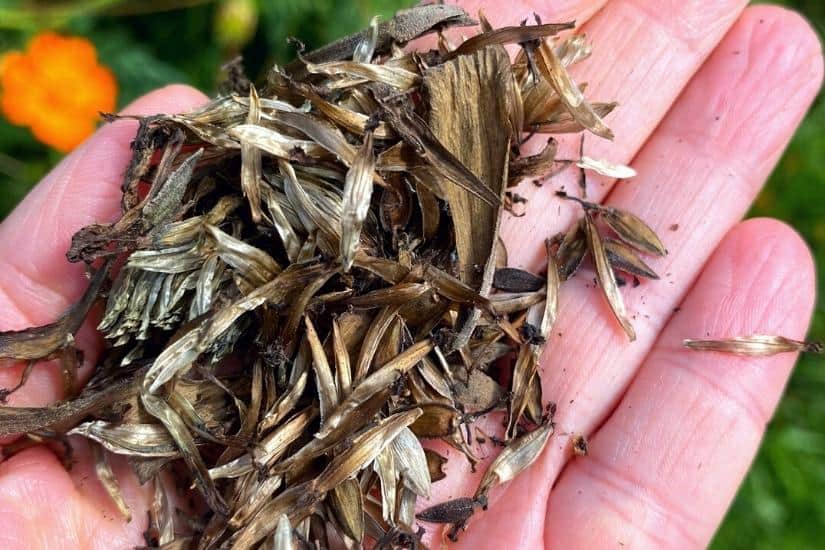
[0,1,822,548]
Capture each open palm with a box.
[0,1,822,548]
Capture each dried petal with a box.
[577,156,636,179]
[92,443,131,521]
[141,393,228,514]
[476,416,553,499]
[321,339,433,439]
[556,219,587,280]
[68,421,178,457]
[340,132,376,271]
[240,85,265,222]
[328,479,364,542]
[390,427,431,497]
[683,335,823,356]
[305,316,339,421]
[374,443,398,522]
[600,206,667,257]
[304,59,420,90]
[443,22,574,61]
[314,408,422,493]
[535,40,613,139]
[584,213,636,341]
[228,124,324,159]
[273,514,294,550]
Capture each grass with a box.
[0,1,822,546]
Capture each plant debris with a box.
[683,335,823,356]
[571,433,588,456]
[0,4,818,548]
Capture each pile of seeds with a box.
[0,4,818,549]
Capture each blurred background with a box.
[0,0,821,547]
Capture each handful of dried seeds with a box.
[0,4,820,549]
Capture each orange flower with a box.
[0,32,117,153]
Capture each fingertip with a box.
[0,445,61,476]
[80,83,208,172]
[120,83,208,117]
[647,4,821,179]
[737,5,824,96]
[85,83,207,156]
[717,217,816,332]
[741,4,824,89]
[731,217,812,261]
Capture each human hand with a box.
[0,1,821,548]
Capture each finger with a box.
[0,85,207,409]
[0,440,190,549]
[544,218,816,548]
[0,445,150,548]
[435,5,822,547]
[534,2,823,485]
[423,0,750,540]
[501,0,749,270]
[409,0,610,65]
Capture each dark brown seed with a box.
[600,206,667,257]
[604,239,660,279]
[416,497,477,524]
[493,267,545,292]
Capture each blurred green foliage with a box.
[0,1,822,547]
